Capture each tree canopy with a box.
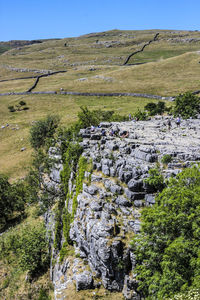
[173,92,200,119]
[30,115,60,150]
[131,165,200,299]
[0,174,27,231]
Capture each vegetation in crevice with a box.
[59,155,90,263]
[161,154,173,164]
[144,167,165,192]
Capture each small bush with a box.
[19,100,26,106]
[8,105,16,112]
[144,168,165,192]
[161,154,172,164]
[37,288,51,300]
[8,101,29,112]
[134,109,148,121]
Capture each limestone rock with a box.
[75,271,93,291]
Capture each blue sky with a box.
[0,0,200,41]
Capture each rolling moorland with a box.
[0,29,200,299]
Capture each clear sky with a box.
[0,0,200,41]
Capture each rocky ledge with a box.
[46,116,200,300]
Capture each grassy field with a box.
[0,93,164,180]
[0,29,200,179]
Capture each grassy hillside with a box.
[1,29,200,300]
[0,29,200,179]
[0,94,162,180]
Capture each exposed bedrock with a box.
[45,116,200,299]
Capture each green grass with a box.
[0,93,165,179]
[0,45,12,55]
[0,29,199,179]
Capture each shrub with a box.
[19,100,26,106]
[161,154,173,164]
[144,168,165,192]
[0,174,27,231]
[78,106,99,128]
[37,288,51,300]
[144,102,157,115]
[22,106,29,110]
[134,109,148,121]
[144,101,166,116]
[156,101,166,114]
[8,101,29,112]
[77,106,128,128]
[30,115,60,149]
[8,105,16,112]
[173,92,200,119]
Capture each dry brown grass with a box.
[32,51,200,96]
[61,284,123,300]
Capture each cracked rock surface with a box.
[46,117,200,299]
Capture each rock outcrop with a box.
[45,116,200,299]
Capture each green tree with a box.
[144,101,166,116]
[17,224,49,277]
[173,92,200,119]
[132,165,200,299]
[0,223,49,278]
[134,109,148,120]
[0,174,26,230]
[30,115,60,149]
[144,168,165,192]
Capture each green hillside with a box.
[0,29,200,178]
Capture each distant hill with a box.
[0,38,61,54]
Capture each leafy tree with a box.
[0,174,27,230]
[173,92,200,119]
[78,106,99,128]
[144,102,157,115]
[156,101,166,114]
[17,224,50,277]
[132,165,200,299]
[144,101,166,116]
[134,109,148,120]
[0,223,49,278]
[30,115,60,149]
[77,106,128,128]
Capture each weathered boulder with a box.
[122,275,141,300]
[110,184,123,195]
[128,179,143,192]
[115,196,132,207]
[75,271,93,291]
